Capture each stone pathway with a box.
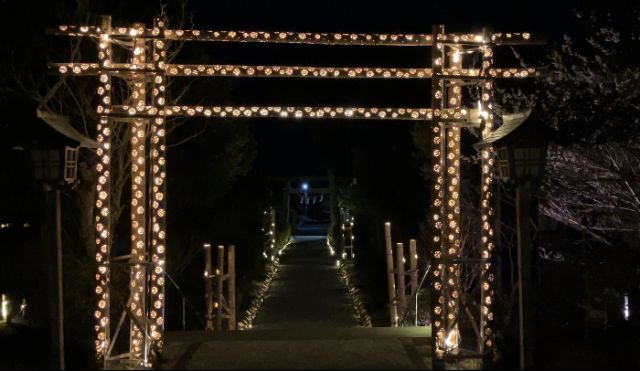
[160,237,433,369]
[162,327,431,370]
[252,236,358,329]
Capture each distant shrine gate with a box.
[51,16,537,369]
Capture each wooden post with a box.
[479,27,497,369]
[128,23,148,357]
[430,24,447,370]
[149,16,168,354]
[409,239,418,297]
[215,245,225,331]
[384,222,398,327]
[55,190,65,370]
[409,239,419,327]
[396,242,406,319]
[227,245,236,331]
[203,243,213,330]
[517,182,534,369]
[94,15,113,363]
[45,188,65,369]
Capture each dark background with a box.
[1,0,638,369]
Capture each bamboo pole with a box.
[396,242,406,319]
[443,37,463,358]
[409,239,419,326]
[409,239,418,297]
[480,26,498,369]
[203,243,213,330]
[430,25,447,368]
[228,245,236,331]
[95,15,113,364]
[129,23,148,357]
[148,16,168,354]
[215,245,225,331]
[384,222,398,327]
[55,189,65,369]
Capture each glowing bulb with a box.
[1,294,9,322]
[624,293,630,321]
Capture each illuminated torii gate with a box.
[50,16,537,368]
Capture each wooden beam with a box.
[51,63,537,79]
[107,105,470,121]
[52,25,542,46]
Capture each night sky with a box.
[0,0,588,176]
[1,1,638,369]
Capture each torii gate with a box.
[50,15,538,368]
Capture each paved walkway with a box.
[162,327,431,370]
[160,237,433,369]
[253,236,358,329]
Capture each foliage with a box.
[538,7,640,144]
[535,6,640,244]
[542,142,640,244]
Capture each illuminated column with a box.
[430,24,447,363]
[442,44,463,353]
[129,22,148,357]
[148,17,168,354]
[94,15,113,360]
[479,28,497,364]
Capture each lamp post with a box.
[30,147,76,370]
[496,145,545,370]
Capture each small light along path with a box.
[161,236,433,369]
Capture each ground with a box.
[252,236,357,329]
[159,237,433,370]
[0,322,49,369]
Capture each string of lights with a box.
[238,257,280,331]
[51,62,536,79]
[430,24,447,357]
[51,16,537,368]
[442,43,463,353]
[337,261,372,328]
[93,16,113,360]
[147,17,168,355]
[107,105,469,121]
[128,27,147,358]
[54,25,535,46]
[479,41,498,355]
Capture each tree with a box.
[542,142,640,244]
[535,6,640,245]
[3,0,197,257]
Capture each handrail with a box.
[399,262,432,327]
[166,273,206,328]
